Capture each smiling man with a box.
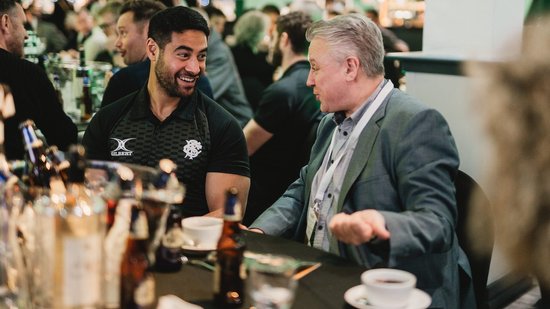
[83,6,250,217]
[100,0,212,108]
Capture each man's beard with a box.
[270,47,282,68]
[8,40,24,59]
[269,37,283,68]
[154,54,196,98]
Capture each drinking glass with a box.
[247,254,298,309]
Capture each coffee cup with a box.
[181,217,223,249]
[361,268,416,308]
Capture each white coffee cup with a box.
[181,217,223,249]
[361,268,417,308]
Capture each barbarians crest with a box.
[183,139,202,160]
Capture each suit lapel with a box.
[303,118,334,207]
[335,92,393,212]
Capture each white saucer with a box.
[181,244,217,254]
[344,285,431,309]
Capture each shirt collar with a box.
[128,84,199,121]
[332,79,387,126]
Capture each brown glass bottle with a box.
[153,159,184,272]
[19,120,65,193]
[45,145,70,185]
[77,47,92,122]
[120,205,155,309]
[214,187,246,308]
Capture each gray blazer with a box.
[251,89,474,308]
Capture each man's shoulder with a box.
[199,92,237,122]
[112,61,149,80]
[93,93,135,123]
[387,89,431,114]
[0,52,42,73]
[0,53,50,86]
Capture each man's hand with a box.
[247,227,264,234]
[329,210,390,245]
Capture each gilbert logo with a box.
[183,139,202,160]
[110,138,135,156]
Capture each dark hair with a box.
[365,9,379,19]
[148,6,210,49]
[276,11,312,55]
[204,5,225,19]
[119,0,166,24]
[0,0,20,14]
[261,4,280,16]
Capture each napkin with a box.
[157,295,203,309]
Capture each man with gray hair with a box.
[250,13,473,308]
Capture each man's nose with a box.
[186,57,201,74]
[306,70,314,87]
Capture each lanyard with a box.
[311,80,394,218]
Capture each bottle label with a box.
[134,275,155,306]
[63,234,102,306]
[162,226,184,249]
[240,262,247,280]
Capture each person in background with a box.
[365,8,409,88]
[249,14,473,308]
[0,0,77,159]
[100,0,213,108]
[242,11,321,225]
[289,0,323,22]
[365,9,409,53]
[204,5,226,38]
[230,10,274,112]
[261,4,280,40]
[24,0,67,53]
[73,6,107,61]
[94,0,125,68]
[83,6,250,218]
[204,6,253,127]
[467,17,550,309]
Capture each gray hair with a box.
[306,13,384,77]
[234,10,269,51]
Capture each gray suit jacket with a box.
[251,89,474,308]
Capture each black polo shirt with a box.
[244,61,322,225]
[82,87,250,217]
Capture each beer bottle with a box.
[120,204,156,309]
[19,120,64,193]
[214,187,246,307]
[48,145,105,308]
[45,145,70,185]
[52,73,64,106]
[154,159,184,272]
[77,47,92,122]
[155,205,184,272]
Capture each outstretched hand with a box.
[329,210,390,245]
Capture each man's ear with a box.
[279,32,289,47]
[0,14,10,32]
[146,38,158,60]
[344,56,360,81]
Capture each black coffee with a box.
[376,279,405,284]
